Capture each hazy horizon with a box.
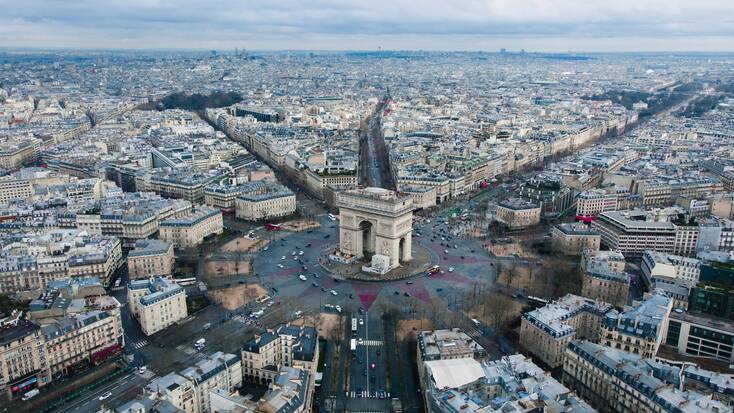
[1,0,733,52]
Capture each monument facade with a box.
[337,187,413,270]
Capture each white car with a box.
[99,391,113,401]
[299,274,307,281]
[335,305,342,312]
[277,264,284,268]
[298,251,304,256]
[138,366,147,374]
[330,289,338,296]
[448,267,454,273]
[281,256,286,260]
[359,318,364,325]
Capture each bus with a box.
[175,277,197,286]
[351,318,358,335]
[350,338,357,352]
[265,223,281,231]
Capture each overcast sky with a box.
[1,0,733,52]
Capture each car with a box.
[444,249,449,254]
[321,287,327,292]
[359,318,364,325]
[277,264,284,268]
[403,292,411,297]
[358,338,364,344]
[313,273,320,278]
[406,281,413,284]
[358,307,365,314]
[330,289,338,296]
[138,366,147,374]
[394,290,400,295]
[305,243,312,247]
[312,281,319,287]
[293,256,298,260]
[99,391,113,401]
[281,256,286,260]
[323,234,330,239]
[448,267,454,272]
[299,275,307,281]
[291,251,296,256]
[271,287,278,293]
[302,266,308,270]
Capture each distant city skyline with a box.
[1,0,733,52]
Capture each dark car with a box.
[394,291,399,295]
[403,292,411,297]
[436,288,443,292]
[323,234,330,239]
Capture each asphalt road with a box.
[250,212,534,411]
[359,100,394,189]
[52,371,149,413]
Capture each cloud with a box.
[0,0,732,51]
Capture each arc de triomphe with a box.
[337,187,413,269]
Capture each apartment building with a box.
[551,223,601,255]
[147,372,198,413]
[0,139,39,171]
[495,198,541,230]
[41,310,124,377]
[135,167,221,204]
[241,324,318,385]
[422,353,595,413]
[581,250,626,274]
[581,263,630,307]
[520,294,613,368]
[417,328,487,361]
[0,230,123,293]
[180,351,243,413]
[304,169,358,199]
[127,239,175,279]
[235,185,296,221]
[401,185,437,210]
[640,250,701,290]
[563,340,730,413]
[601,293,673,359]
[128,277,188,336]
[159,207,223,248]
[576,188,619,216]
[0,317,49,399]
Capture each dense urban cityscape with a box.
[3,9,734,413]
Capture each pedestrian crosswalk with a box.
[130,339,148,349]
[346,390,390,399]
[347,411,387,413]
[110,286,125,292]
[176,344,197,355]
[359,339,383,346]
[465,327,483,339]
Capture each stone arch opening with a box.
[399,237,405,263]
[359,220,374,257]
